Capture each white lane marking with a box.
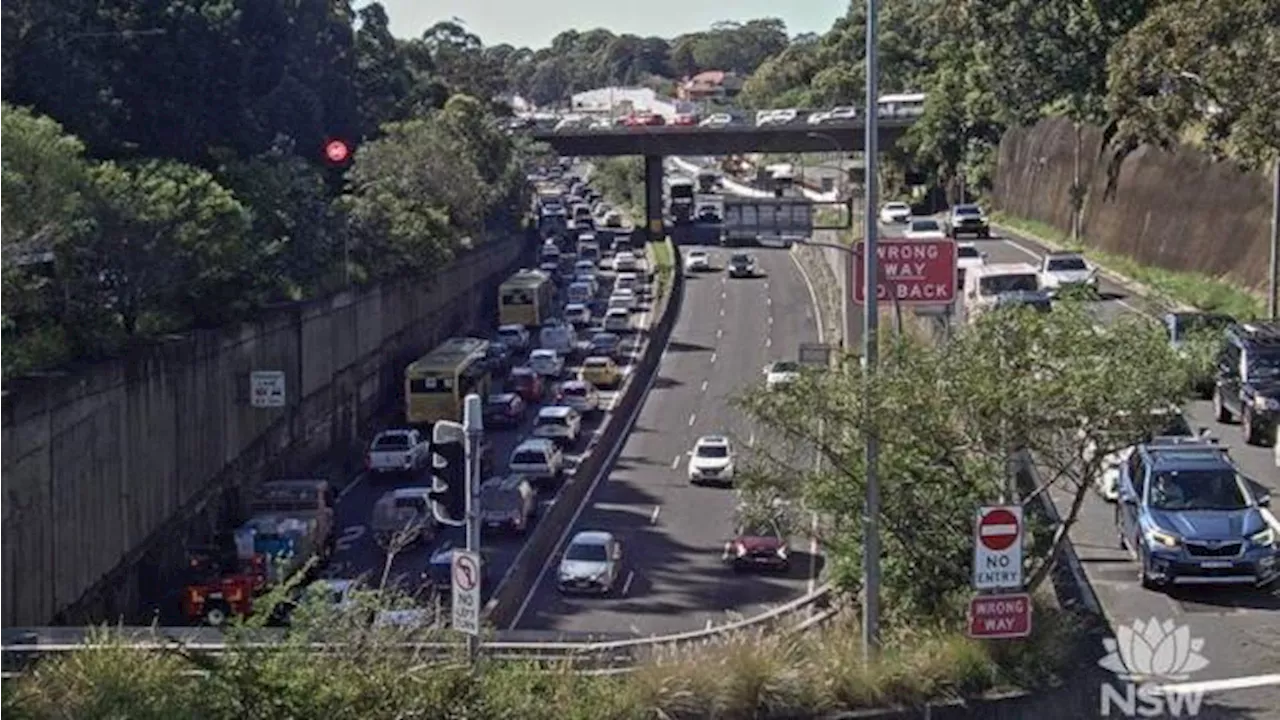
[710,352,718,363]
[509,287,657,629]
[650,505,661,523]
[701,379,708,392]
[765,337,772,348]
[764,281,770,291]
[1155,673,1280,696]
[720,307,725,317]
[748,431,756,448]
[768,315,773,325]
[688,413,696,427]
[621,571,635,596]
[594,502,642,514]
[717,328,724,338]
[334,525,366,553]
[671,455,680,469]
[337,472,367,500]
[788,248,826,344]
[705,618,713,630]
[766,297,772,306]
[721,290,727,300]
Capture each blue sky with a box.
[375,0,849,48]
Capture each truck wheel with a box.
[203,602,232,627]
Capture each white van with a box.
[962,263,1042,323]
[539,321,577,355]
[603,307,632,333]
[613,251,638,273]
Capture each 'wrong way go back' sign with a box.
[972,505,1024,591]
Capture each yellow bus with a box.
[404,337,492,426]
[498,269,556,327]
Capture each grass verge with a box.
[3,602,1080,720]
[648,236,675,299]
[991,211,1265,318]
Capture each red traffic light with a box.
[324,139,351,164]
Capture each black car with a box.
[483,341,515,375]
[1212,322,1280,445]
[728,253,757,278]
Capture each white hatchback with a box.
[603,308,632,333]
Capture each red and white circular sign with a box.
[978,508,1020,551]
[324,139,351,164]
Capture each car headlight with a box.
[1249,527,1276,546]
[1146,528,1181,549]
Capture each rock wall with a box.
[993,117,1273,291]
[1,237,527,626]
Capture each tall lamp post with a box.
[807,131,857,352]
[861,0,883,660]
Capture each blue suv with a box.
[1116,439,1278,590]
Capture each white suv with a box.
[508,438,564,482]
[533,405,582,446]
[688,435,736,485]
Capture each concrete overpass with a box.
[527,117,916,240]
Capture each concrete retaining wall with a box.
[1,237,528,626]
[993,117,1273,291]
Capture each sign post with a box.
[852,239,958,305]
[972,505,1024,590]
[250,371,286,408]
[451,550,481,637]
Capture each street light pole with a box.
[1270,157,1279,319]
[861,0,883,661]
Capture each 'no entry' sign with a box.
[972,505,1024,590]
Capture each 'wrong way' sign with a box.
[972,505,1024,591]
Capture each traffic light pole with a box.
[463,393,484,664]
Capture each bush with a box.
[3,601,1081,720]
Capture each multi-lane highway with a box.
[314,246,657,620]
[511,232,824,634]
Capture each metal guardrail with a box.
[1,583,834,677]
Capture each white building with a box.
[570,86,689,119]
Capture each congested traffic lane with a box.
[321,263,652,615]
[512,242,823,635]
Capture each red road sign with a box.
[852,238,957,304]
[324,139,351,164]
[967,593,1032,639]
[978,507,1020,552]
[452,554,478,591]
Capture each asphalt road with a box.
[309,256,656,621]
[511,235,823,634]
[990,223,1280,715]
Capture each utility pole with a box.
[861,0,882,661]
[462,393,484,663]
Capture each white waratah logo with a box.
[1098,617,1210,682]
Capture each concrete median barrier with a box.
[483,240,685,629]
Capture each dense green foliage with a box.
[3,605,1078,720]
[494,20,790,105]
[1,2,539,379]
[736,304,1193,620]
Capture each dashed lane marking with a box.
[622,571,636,596]
[765,337,772,348]
[688,413,696,427]
[701,379,708,392]
[717,328,723,338]
[710,352,718,363]
[671,455,680,469]
[650,505,661,523]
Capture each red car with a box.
[507,366,545,403]
[672,113,698,126]
[623,113,665,127]
[723,532,790,572]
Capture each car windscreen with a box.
[697,445,729,458]
[563,385,588,397]
[393,496,428,513]
[373,434,410,449]
[911,220,940,231]
[773,361,800,373]
[1149,470,1248,511]
[955,205,981,216]
[957,246,980,259]
[979,274,1039,295]
[512,450,546,465]
[1046,257,1087,271]
[537,414,568,426]
[1248,350,1280,379]
[566,542,608,562]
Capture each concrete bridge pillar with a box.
[644,154,664,243]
